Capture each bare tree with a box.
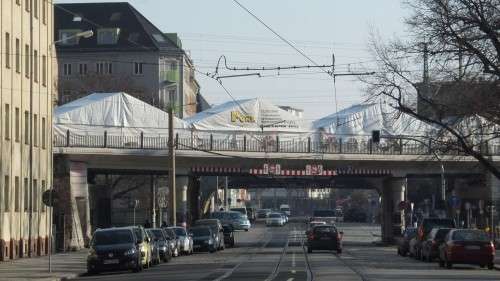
[363,0,500,179]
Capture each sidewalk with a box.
[0,250,87,281]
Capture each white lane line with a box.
[292,250,296,267]
[286,278,294,281]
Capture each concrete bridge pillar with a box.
[486,172,500,230]
[381,177,406,243]
[176,176,189,227]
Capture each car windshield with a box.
[405,228,417,238]
[280,207,290,211]
[314,226,337,234]
[269,213,282,218]
[435,228,452,240]
[231,208,246,214]
[423,219,455,231]
[195,220,217,226]
[191,228,211,237]
[313,210,336,217]
[93,230,133,245]
[172,228,187,236]
[149,229,165,241]
[452,230,489,241]
[133,228,144,240]
[165,229,176,239]
[211,212,224,219]
[230,212,243,219]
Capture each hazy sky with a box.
[55,0,410,120]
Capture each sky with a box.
[55,0,410,120]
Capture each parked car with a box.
[163,227,180,257]
[310,209,339,225]
[257,209,271,219]
[209,211,251,231]
[409,237,420,258]
[129,226,152,268]
[145,229,161,265]
[167,226,193,255]
[280,212,289,224]
[306,224,343,254]
[87,227,142,274]
[308,221,326,231]
[190,226,217,253]
[146,228,172,262]
[397,227,417,257]
[421,228,453,262]
[193,219,225,250]
[266,212,285,226]
[438,229,495,269]
[222,224,235,247]
[414,218,456,260]
[279,204,291,216]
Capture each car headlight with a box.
[88,249,97,259]
[124,248,136,256]
[208,239,213,244]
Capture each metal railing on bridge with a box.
[53,130,500,156]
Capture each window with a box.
[4,176,10,212]
[15,107,19,142]
[15,177,20,212]
[169,90,176,105]
[15,38,20,73]
[170,62,177,71]
[79,63,87,75]
[61,90,71,103]
[96,62,112,75]
[134,62,143,75]
[25,44,29,77]
[33,50,38,82]
[23,178,29,211]
[25,0,30,12]
[110,12,121,21]
[5,104,10,140]
[24,111,29,144]
[41,180,46,212]
[42,0,46,24]
[41,117,46,149]
[33,179,37,212]
[58,30,81,46]
[42,55,46,85]
[5,32,10,68]
[34,0,38,18]
[97,28,120,45]
[33,114,38,147]
[63,63,72,76]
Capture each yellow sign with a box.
[231,111,255,123]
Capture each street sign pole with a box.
[48,188,52,273]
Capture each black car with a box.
[397,227,417,256]
[190,226,217,253]
[87,227,142,274]
[306,224,343,254]
[222,224,235,247]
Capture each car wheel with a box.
[307,247,312,253]
[487,263,494,270]
[445,257,452,269]
[87,268,98,275]
[480,264,485,268]
[337,248,342,254]
[438,259,444,268]
[401,250,407,257]
[397,249,401,256]
[426,254,432,263]
[245,229,249,232]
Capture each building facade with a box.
[54,3,200,118]
[0,0,55,261]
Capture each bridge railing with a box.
[53,130,500,156]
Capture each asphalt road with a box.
[74,222,499,281]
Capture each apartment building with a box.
[0,0,55,261]
[54,2,201,118]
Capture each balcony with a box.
[161,70,179,83]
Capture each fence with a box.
[53,130,500,156]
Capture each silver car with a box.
[266,212,285,226]
[166,226,193,255]
[210,211,251,231]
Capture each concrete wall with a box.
[0,0,54,261]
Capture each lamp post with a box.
[43,29,93,272]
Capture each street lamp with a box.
[43,29,94,273]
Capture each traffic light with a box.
[372,130,380,143]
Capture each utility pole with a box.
[224,177,229,210]
[168,105,176,226]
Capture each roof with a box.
[54,2,181,53]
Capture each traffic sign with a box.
[449,195,461,209]
[42,189,59,207]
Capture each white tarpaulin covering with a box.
[312,102,435,137]
[54,92,189,137]
[185,98,312,133]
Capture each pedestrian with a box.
[144,219,151,228]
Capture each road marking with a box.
[287,278,294,281]
[292,249,296,267]
[291,270,296,274]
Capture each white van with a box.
[279,204,291,216]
